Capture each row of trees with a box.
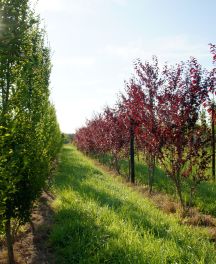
[0,1,62,263]
[75,46,216,211]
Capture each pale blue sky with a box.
[36,0,216,133]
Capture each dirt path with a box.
[0,192,55,264]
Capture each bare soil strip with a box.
[0,192,55,264]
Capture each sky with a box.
[35,0,216,133]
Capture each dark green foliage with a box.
[0,0,62,261]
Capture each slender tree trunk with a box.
[189,185,196,208]
[175,174,185,210]
[128,158,131,181]
[137,150,140,162]
[176,183,184,209]
[5,218,15,264]
[114,155,120,174]
[129,124,135,183]
[148,165,151,192]
[212,106,215,181]
[148,156,155,194]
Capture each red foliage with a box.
[74,46,213,205]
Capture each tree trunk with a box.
[175,176,185,210]
[148,156,155,194]
[114,155,120,174]
[129,124,135,183]
[212,107,215,181]
[5,218,15,264]
[189,185,196,208]
[128,158,131,181]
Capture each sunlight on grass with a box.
[50,145,216,263]
[97,153,216,216]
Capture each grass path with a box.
[50,145,216,263]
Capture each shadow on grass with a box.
[196,182,216,216]
[96,152,216,216]
[50,202,160,263]
[51,146,204,264]
[74,183,174,241]
[97,153,175,194]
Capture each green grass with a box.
[50,145,216,263]
[96,153,216,216]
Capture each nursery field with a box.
[49,145,216,264]
[96,153,216,216]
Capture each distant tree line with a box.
[63,133,75,144]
